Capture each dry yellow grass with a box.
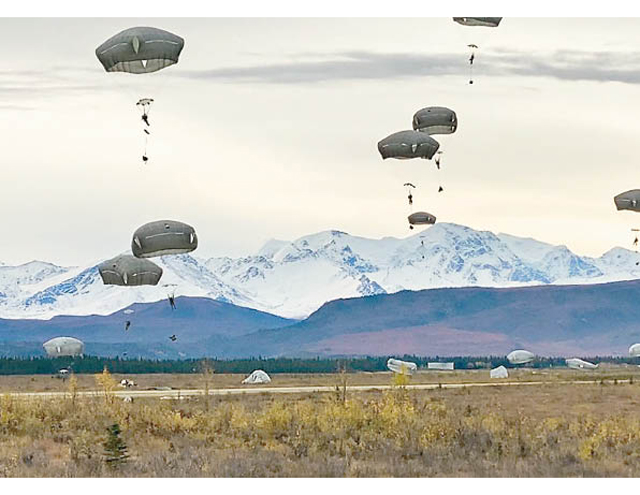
[1,370,640,477]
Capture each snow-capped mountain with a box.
[2,223,640,320]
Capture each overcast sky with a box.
[3,17,640,265]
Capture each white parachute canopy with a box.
[507,349,535,365]
[242,370,271,384]
[566,358,598,370]
[490,366,509,379]
[387,358,418,375]
[629,343,640,357]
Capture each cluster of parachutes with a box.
[376,18,503,233]
[378,106,457,230]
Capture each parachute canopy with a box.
[132,220,198,258]
[43,337,85,358]
[507,349,535,365]
[242,370,272,384]
[378,130,440,160]
[408,212,436,226]
[387,358,418,375]
[96,26,185,74]
[412,107,458,135]
[98,254,163,286]
[490,365,509,379]
[629,343,640,357]
[453,17,502,27]
[614,190,640,212]
[566,358,598,370]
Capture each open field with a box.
[2,365,640,393]
[2,369,640,476]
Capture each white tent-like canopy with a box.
[242,370,271,384]
[490,366,509,379]
[387,358,418,375]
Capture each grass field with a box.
[2,368,640,477]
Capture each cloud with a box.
[179,49,640,85]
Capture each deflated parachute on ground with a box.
[566,358,598,370]
[387,358,418,375]
[242,370,272,384]
[378,130,440,160]
[132,220,198,258]
[96,26,185,74]
[412,107,458,135]
[507,349,535,365]
[98,254,163,286]
[43,337,85,358]
[490,366,508,378]
[453,17,502,27]
[614,190,640,212]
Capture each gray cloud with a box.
[179,49,640,85]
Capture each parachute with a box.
[507,349,535,365]
[614,191,640,263]
[242,370,272,384]
[490,365,508,379]
[566,358,598,370]
[43,337,85,358]
[452,18,501,84]
[132,220,198,258]
[98,254,163,286]
[404,183,416,208]
[412,107,458,135]
[95,27,185,74]
[614,190,640,212]
[96,27,184,163]
[629,343,640,357]
[163,283,178,310]
[408,211,436,230]
[387,358,418,375]
[453,18,502,28]
[378,130,440,160]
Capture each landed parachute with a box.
[412,107,458,135]
[490,365,508,379]
[408,211,436,230]
[566,358,598,370]
[43,337,85,358]
[507,349,535,365]
[132,220,198,258]
[378,130,440,160]
[453,17,502,28]
[98,254,163,286]
[95,26,185,74]
[387,358,418,375]
[242,370,272,384]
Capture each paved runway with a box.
[6,378,628,400]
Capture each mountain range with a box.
[1,223,639,320]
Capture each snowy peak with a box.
[2,223,640,320]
